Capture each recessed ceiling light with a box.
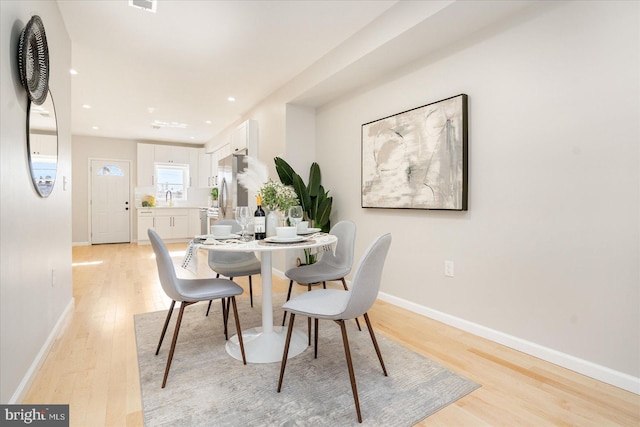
[92,126,100,130]
[129,0,157,13]
[227,97,236,102]
[189,136,195,140]
[151,119,187,129]
[70,69,78,75]
[82,104,91,109]
[147,107,156,114]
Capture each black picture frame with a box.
[361,94,468,211]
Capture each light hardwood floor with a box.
[23,242,639,426]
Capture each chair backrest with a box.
[341,233,392,319]
[148,228,183,302]
[319,220,356,271]
[207,219,259,268]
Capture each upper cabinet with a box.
[197,149,213,188]
[230,119,258,154]
[137,143,199,188]
[154,145,191,164]
[137,143,155,187]
[197,144,230,188]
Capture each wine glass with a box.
[235,206,251,241]
[289,205,304,232]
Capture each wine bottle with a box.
[254,195,266,240]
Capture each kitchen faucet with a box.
[166,190,173,206]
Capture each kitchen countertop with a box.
[137,206,204,209]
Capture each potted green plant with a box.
[257,179,299,236]
[210,187,218,207]
[275,158,333,264]
[274,157,332,232]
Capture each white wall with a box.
[284,104,316,180]
[0,1,73,402]
[315,0,639,386]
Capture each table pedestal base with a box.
[226,326,307,363]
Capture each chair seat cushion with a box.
[209,252,261,277]
[212,259,261,277]
[177,278,244,302]
[285,263,349,284]
[282,289,349,319]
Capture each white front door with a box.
[91,159,131,244]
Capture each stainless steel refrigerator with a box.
[217,153,248,219]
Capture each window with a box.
[155,163,189,201]
[97,165,124,176]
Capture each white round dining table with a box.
[198,234,337,363]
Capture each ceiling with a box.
[57,0,396,145]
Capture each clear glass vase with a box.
[266,210,280,237]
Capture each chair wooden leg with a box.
[282,280,294,326]
[308,317,312,346]
[341,278,361,331]
[162,301,191,388]
[155,300,176,355]
[205,274,222,317]
[277,313,296,392]
[222,298,228,340]
[206,300,213,317]
[322,281,327,289]
[314,318,319,359]
[249,276,254,307]
[363,313,387,376]
[338,320,362,423]
[229,296,247,364]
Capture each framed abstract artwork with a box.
[361,94,468,211]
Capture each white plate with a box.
[297,228,322,235]
[207,233,240,240]
[264,236,305,243]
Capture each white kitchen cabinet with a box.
[198,149,214,187]
[137,143,155,186]
[137,209,155,241]
[231,120,258,154]
[197,144,231,188]
[137,208,195,243]
[212,143,231,186]
[154,209,189,239]
[154,145,190,164]
[29,133,57,157]
[188,147,198,188]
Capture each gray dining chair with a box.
[148,228,246,388]
[281,220,360,336]
[206,219,261,315]
[277,233,392,423]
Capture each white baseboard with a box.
[72,241,90,246]
[378,291,640,395]
[9,298,75,403]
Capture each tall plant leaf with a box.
[292,174,310,216]
[308,163,321,197]
[316,197,333,231]
[274,157,295,186]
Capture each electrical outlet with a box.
[444,260,454,277]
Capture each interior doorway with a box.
[90,159,131,244]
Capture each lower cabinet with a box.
[137,210,155,241]
[138,208,196,243]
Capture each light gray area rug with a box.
[135,294,480,426]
